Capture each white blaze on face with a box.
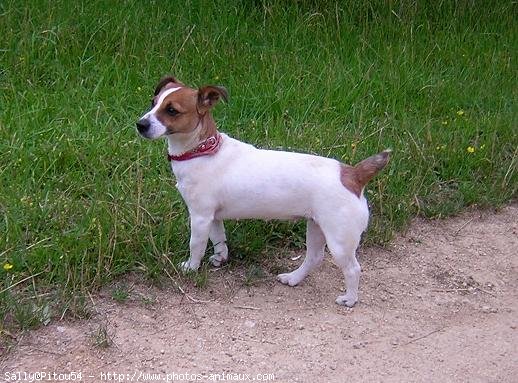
[140,87,181,139]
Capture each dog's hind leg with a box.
[277,219,326,286]
[209,219,228,267]
[325,231,362,307]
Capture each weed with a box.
[140,295,157,306]
[111,284,131,303]
[244,265,267,287]
[91,322,112,349]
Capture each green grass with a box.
[0,0,516,334]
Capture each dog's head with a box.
[136,76,228,139]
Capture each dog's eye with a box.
[166,106,179,116]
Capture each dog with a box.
[136,76,390,307]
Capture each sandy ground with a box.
[1,204,517,383]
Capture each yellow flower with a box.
[442,120,448,125]
[215,75,220,81]
[467,146,475,153]
[137,86,142,91]
[351,143,356,149]
[3,263,13,271]
[457,110,465,116]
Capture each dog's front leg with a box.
[180,214,213,272]
[209,219,228,267]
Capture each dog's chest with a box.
[171,163,208,203]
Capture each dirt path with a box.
[2,205,517,383]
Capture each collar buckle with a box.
[168,133,223,162]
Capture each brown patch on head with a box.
[153,75,184,96]
[151,79,228,139]
[340,150,391,198]
[154,87,201,135]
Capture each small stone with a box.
[408,333,415,338]
[391,339,399,346]
[160,349,165,354]
[481,305,493,313]
[298,325,304,330]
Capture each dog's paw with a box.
[209,252,228,267]
[180,259,200,273]
[335,293,358,307]
[277,272,304,287]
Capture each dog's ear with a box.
[197,85,228,112]
[154,76,183,96]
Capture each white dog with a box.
[137,76,390,306]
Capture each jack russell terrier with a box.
[136,76,390,307]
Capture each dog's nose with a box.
[136,119,150,133]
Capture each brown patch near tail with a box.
[340,150,391,197]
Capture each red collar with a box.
[167,133,223,162]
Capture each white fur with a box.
[162,127,369,307]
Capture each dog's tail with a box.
[354,149,391,187]
[340,149,391,197]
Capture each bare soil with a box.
[2,205,517,383]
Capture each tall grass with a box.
[0,0,516,333]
